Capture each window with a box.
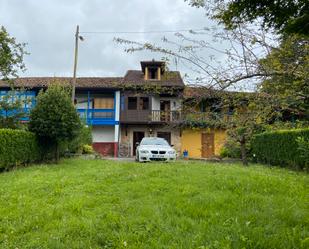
[94,98,114,109]
[140,97,149,110]
[149,68,158,79]
[128,97,137,110]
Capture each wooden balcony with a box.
[120,110,181,124]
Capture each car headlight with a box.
[168,150,176,154]
[140,150,149,154]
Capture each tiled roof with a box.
[0,77,123,89]
[184,86,252,99]
[0,70,184,90]
[123,70,184,88]
[183,86,219,98]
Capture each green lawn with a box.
[0,159,308,249]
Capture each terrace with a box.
[0,90,119,126]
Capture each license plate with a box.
[152,155,164,158]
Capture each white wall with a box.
[92,126,114,143]
[115,91,120,121]
[152,96,182,111]
[151,96,160,110]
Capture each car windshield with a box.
[140,138,169,146]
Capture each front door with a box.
[201,132,215,158]
[133,131,145,156]
[160,100,171,122]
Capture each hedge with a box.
[0,129,41,170]
[251,128,309,169]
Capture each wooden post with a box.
[72,25,79,103]
[157,67,161,80]
[144,67,149,80]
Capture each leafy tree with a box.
[259,35,309,120]
[0,26,27,79]
[29,84,81,162]
[225,97,266,165]
[0,26,28,128]
[186,0,309,36]
[0,92,26,129]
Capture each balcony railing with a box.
[77,109,116,125]
[120,110,181,123]
[0,108,32,122]
[0,108,116,125]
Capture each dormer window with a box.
[149,67,158,80]
[141,60,165,81]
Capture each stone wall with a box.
[119,125,181,157]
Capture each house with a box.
[0,60,184,157]
[0,77,121,156]
[119,60,184,157]
[180,87,230,158]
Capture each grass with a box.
[0,159,308,249]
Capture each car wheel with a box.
[135,152,139,162]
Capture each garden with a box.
[0,158,308,248]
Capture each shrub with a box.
[252,128,309,169]
[220,140,242,158]
[29,84,81,161]
[82,144,94,154]
[296,137,309,168]
[0,129,40,170]
[67,125,92,154]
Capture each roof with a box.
[0,77,123,89]
[184,86,254,99]
[0,71,184,90]
[123,70,184,88]
[183,86,221,99]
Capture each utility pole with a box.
[72,25,80,103]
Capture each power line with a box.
[80,28,206,34]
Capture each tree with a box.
[224,93,277,165]
[186,0,309,36]
[0,26,28,128]
[0,26,27,80]
[29,84,81,161]
[0,92,26,129]
[116,25,278,90]
[259,35,309,120]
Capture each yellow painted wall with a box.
[214,129,226,155]
[181,128,227,158]
[181,129,202,158]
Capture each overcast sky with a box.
[0,0,213,79]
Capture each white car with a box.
[136,137,176,162]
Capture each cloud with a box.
[0,0,211,79]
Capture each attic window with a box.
[149,68,158,80]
